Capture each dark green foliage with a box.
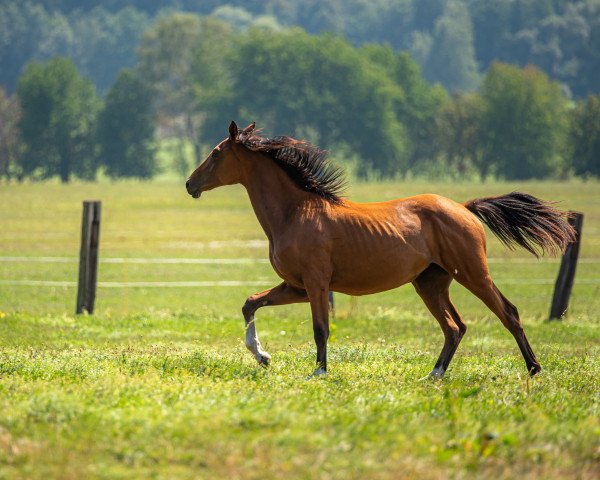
[97,69,157,179]
[480,63,568,180]
[6,3,597,181]
[436,92,485,178]
[137,14,235,166]
[0,2,149,94]
[16,56,99,182]
[422,0,480,93]
[136,13,202,117]
[218,29,410,177]
[63,7,149,93]
[2,1,599,99]
[469,0,600,98]
[362,47,447,172]
[570,95,600,177]
[0,1,49,92]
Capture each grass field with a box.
[0,179,598,479]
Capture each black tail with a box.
[464,192,576,257]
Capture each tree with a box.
[0,87,22,180]
[16,56,99,182]
[187,16,236,149]
[570,95,600,178]
[221,28,409,178]
[393,52,447,168]
[480,62,568,180]
[362,45,447,168]
[423,0,480,92]
[436,92,486,179]
[137,13,203,164]
[0,1,50,92]
[66,6,149,93]
[97,69,157,179]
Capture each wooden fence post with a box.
[549,212,583,320]
[76,201,101,314]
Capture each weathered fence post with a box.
[549,212,583,320]
[76,201,101,314]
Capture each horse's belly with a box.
[330,253,429,296]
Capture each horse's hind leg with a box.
[242,282,308,366]
[456,263,541,375]
[412,264,467,380]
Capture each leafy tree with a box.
[293,0,345,34]
[436,92,486,178]
[66,7,149,93]
[423,0,480,93]
[97,69,157,179]
[188,17,236,145]
[3,0,600,101]
[480,62,568,180]
[0,2,149,94]
[362,45,447,168]
[570,95,600,177]
[0,1,50,92]
[0,87,22,180]
[137,13,202,116]
[137,13,204,164]
[393,52,447,168]
[220,28,409,178]
[16,56,99,182]
[469,0,513,70]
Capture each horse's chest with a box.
[269,241,322,288]
[270,250,301,286]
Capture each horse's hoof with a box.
[307,367,327,379]
[419,368,445,382]
[257,352,271,367]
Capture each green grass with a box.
[0,179,598,479]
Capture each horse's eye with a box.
[211,150,219,158]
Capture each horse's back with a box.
[324,194,487,294]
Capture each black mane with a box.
[237,131,346,204]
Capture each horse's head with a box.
[186,121,255,198]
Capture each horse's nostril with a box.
[185,180,190,190]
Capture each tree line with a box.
[1,0,599,98]
[0,14,598,183]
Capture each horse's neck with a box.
[240,155,310,240]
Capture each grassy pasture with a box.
[0,179,598,479]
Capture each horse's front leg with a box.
[242,282,308,366]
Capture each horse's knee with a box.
[243,294,270,320]
[242,298,256,319]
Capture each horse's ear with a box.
[228,121,239,142]
[242,122,256,135]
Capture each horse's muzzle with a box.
[185,179,202,198]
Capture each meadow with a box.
[0,179,598,479]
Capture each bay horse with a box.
[186,121,575,379]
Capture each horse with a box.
[186,121,575,379]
